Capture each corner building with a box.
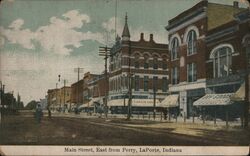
[108,15,169,114]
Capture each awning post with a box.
[175,111,177,123]
[168,108,171,121]
[192,111,194,123]
[184,112,186,123]
[161,112,163,121]
[226,106,229,128]
[214,109,216,125]
[202,107,205,124]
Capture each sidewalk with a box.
[51,111,243,128]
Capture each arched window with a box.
[171,37,179,60]
[134,54,140,69]
[162,55,167,70]
[153,57,158,69]
[144,54,149,69]
[187,30,197,55]
[211,46,233,78]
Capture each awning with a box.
[78,104,88,108]
[231,82,245,101]
[108,99,161,107]
[193,93,234,106]
[160,94,179,108]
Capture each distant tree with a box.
[2,93,16,108]
[25,100,38,110]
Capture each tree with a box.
[25,100,38,110]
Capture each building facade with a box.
[108,15,169,113]
[47,88,60,111]
[165,0,248,118]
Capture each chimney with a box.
[140,33,144,40]
[233,1,239,8]
[150,34,154,42]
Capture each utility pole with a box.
[63,79,67,113]
[127,41,132,120]
[153,86,156,120]
[0,81,2,124]
[74,67,84,108]
[244,36,250,128]
[99,45,111,119]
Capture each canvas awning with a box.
[108,99,161,107]
[231,82,245,101]
[160,94,179,108]
[193,93,234,106]
[78,104,88,108]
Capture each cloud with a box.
[0,10,105,55]
[8,19,24,30]
[0,51,103,105]
[0,19,35,49]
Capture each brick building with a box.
[165,0,249,118]
[59,86,71,111]
[108,15,169,113]
[71,79,84,106]
[47,86,71,112]
[47,88,60,111]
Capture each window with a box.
[187,63,197,82]
[153,57,158,69]
[153,76,158,91]
[162,77,168,92]
[171,37,179,60]
[212,47,232,78]
[187,30,197,55]
[144,54,149,69]
[135,61,139,68]
[144,60,149,69]
[171,67,179,85]
[162,58,167,70]
[134,75,140,91]
[144,76,149,91]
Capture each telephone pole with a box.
[127,41,132,120]
[74,67,84,108]
[99,45,111,119]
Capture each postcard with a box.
[0,0,249,155]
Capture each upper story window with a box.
[171,66,179,85]
[162,77,168,92]
[171,37,179,60]
[162,57,167,70]
[144,54,149,69]
[187,30,197,55]
[134,75,140,91]
[153,57,158,69]
[211,46,233,78]
[144,76,149,91]
[153,76,158,92]
[187,63,197,82]
[134,54,140,69]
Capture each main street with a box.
[0,113,249,145]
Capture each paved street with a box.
[0,113,249,146]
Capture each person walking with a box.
[35,104,43,123]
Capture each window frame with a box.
[187,30,197,55]
[187,63,197,82]
[171,37,179,60]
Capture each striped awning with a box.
[231,82,245,101]
[160,94,179,108]
[193,93,234,106]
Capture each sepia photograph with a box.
[0,0,249,155]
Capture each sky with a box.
[0,0,249,105]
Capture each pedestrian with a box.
[35,104,43,123]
